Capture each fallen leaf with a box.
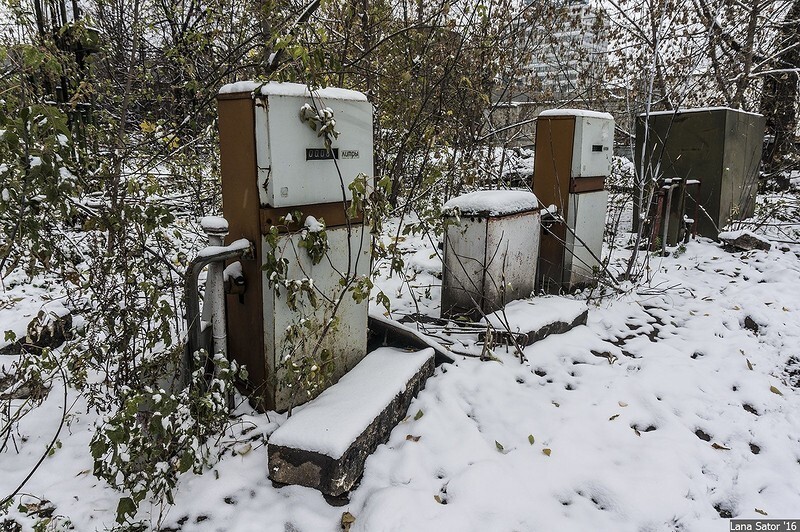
[609,414,620,421]
[746,359,753,371]
[528,434,535,445]
[733,305,741,310]
[495,440,504,451]
[633,428,641,437]
[755,508,768,516]
[542,448,551,456]
[76,470,90,477]
[770,385,783,396]
[618,401,628,407]
[434,495,444,504]
[341,511,356,531]
[235,443,252,456]
[414,409,424,420]
[711,443,730,450]
[406,435,421,442]
[552,401,560,408]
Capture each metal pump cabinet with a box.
[217,82,373,412]
[533,109,613,293]
[634,107,765,240]
[441,190,540,319]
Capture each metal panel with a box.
[217,96,267,402]
[442,216,489,317]
[265,224,371,413]
[566,190,607,286]
[533,117,575,292]
[442,211,540,318]
[721,109,764,224]
[484,211,540,309]
[255,93,374,208]
[572,115,613,178]
[260,201,362,232]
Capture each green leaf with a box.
[542,448,551,456]
[528,434,535,445]
[414,409,424,420]
[770,385,783,396]
[116,497,137,523]
[107,426,125,444]
[179,450,193,473]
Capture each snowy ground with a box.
[2,188,800,531]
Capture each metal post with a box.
[183,224,251,391]
[201,216,229,361]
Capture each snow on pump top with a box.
[443,190,540,217]
[538,108,613,120]
[218,81,368,102]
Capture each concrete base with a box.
[268,348,435,496]
[481,296,588,346]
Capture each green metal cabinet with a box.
[634,107,765,239]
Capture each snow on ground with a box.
[3,189,800,531]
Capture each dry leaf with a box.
[552,401,560,408]
[633,428,641,437]
[542,448,551,456]
[609,414,620,421]
[235,443,252,456]
[434,495,444,504]
[711,443,730,450]
[406,435,421,442]
[341,511,356,532]
[746,359,753,370]
[755,508,768,516]
[495,440,504,451]
[770,385,783,396]
[618,401,628,407]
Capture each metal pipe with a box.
[183,237,253,388]
[661,179,680,255]
[201,217,229,362]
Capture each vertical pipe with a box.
[201,216,230,361]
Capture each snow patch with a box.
[268,347,434,458]
[218,81,368,102]
[443,190,539,216]
[539,109,614,120]
[482,296,587,333]
[642,106,764,118]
